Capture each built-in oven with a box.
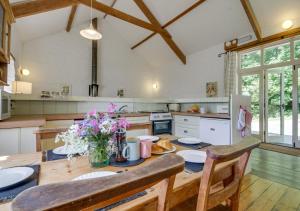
[0,90,11,120]
[150,112,172,135]
[152,120,172,135]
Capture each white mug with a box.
[122,139,141,161]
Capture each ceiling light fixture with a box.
[80,0,102,40]
[282,20,293,30]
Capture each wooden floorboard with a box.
[172,149,300,211]
[250,148,300,190]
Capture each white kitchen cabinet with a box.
[174,115,200,138]
[20,127,39,153]
[199,118,230,145]
[0,127,39,156]
[0,128,19,156]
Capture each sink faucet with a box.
[118,105,128,113]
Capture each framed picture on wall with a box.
[206,82,217,97]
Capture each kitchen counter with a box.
[0,113,150,129]
[0,112,230,129]
[171,112,230,119]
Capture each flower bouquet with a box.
[55,103,129,167]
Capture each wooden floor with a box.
[250,148,300,190]
[173,149,300,211]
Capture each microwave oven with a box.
[0,90,11,120]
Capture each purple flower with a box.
[87,109,97,117]
[107,103,117,113]
[118,117,130,129]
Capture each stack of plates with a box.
[176,150,207,163]
[137,136,159,142]
[178,137,201,145]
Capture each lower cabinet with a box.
[126,116,150,137]
[174,115,231,145]
[0,128,19,155]
[0,127,38,156]
[199,118,230,145]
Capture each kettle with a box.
[167,103,181,112]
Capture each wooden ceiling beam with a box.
[78,0,169,36]
[133,0,186,64]
[230,27,300,52]
[66,4,78,32]
[131,0,206,50]
[240,0,262,40]
[11,0,77,18]
[103,0,117,19]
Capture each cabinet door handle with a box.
[210,128,215,131]
[184,130,188,133]
[184,119,188,122]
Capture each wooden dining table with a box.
[0,138,235,211]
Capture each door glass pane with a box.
[264,43,290,65]
[295,40,300,60]
[240,50,261,69]
[266,66,293,146]
[241,74,260,134]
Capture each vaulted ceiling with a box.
[9,0,300,66]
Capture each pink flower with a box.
[107,103,117,114]
[87,109,97,117]
[118,117,130,129]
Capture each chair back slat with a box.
[11,154,184,211]
[196,137,260,211]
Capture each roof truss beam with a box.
[11,0,77,18]
[133,0,186,64]
[66,4,78,32]
[131,0,206,50]
[78,0,169,36]
[240,0,262,40]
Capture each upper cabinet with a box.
[0,0,14,85]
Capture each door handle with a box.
[210,128,215,131]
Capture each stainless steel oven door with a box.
[152,120,172,135]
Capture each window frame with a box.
[238,36,300,145]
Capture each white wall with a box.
[152,43,225,98]
[20,20,155,97]
[15,20,225,99]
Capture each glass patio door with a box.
[295,65,300,148]
[265,66,293,146]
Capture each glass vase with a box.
[88,141,109,168]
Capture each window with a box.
[240,50,261,69]
[264,43,290,65]
[4,55,16,93]
[295,40,300,60]
[238,37,300,147]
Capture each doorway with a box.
[265,66,293,146]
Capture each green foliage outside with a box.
[241,41,300,119]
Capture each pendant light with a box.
[80,0,102,40]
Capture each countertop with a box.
[0,112,230,129]
[0,113,150,129]
[172,112,230,119]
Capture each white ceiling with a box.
[10,0,300,66]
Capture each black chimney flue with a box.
[89,18,99,97]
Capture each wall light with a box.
[20,68,30,76]
[282,20,293,30]
[152,83,158,89]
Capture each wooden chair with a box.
[196,137,260,211]
[11,154,184,211]
[35,128,67,152]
